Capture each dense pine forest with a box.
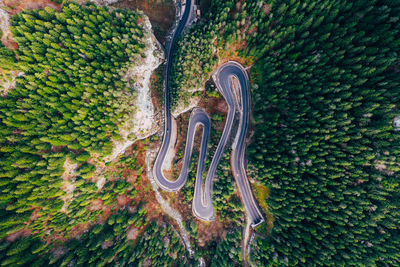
[0,0,399,266]
[249,1,400,265]
[0,1,191,266]
[0,0,143,236]
[171,0,400,265]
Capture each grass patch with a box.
[252,183,274,232]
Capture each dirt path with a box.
[243,218,252,266]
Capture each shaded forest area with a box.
[111,0,175,44]
[170,0,400,265]
[0,0,399,266]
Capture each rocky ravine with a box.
[104,13,164,163]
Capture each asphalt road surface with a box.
[152,0,193,189]
[216,63,264,227]
[153,0,264,227]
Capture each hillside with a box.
[0,0,399,266]
[169,0,400,265]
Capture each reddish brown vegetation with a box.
[5,229,31,242]
[4,0,61,15]
[101,240,113,249]
[124,168,138,184]
[112,0,175,43]
[126,142,164,220]
[215,99,228,113]
[126,225,140,240]
[197,219,225,247]
[117,194,133,208]
[68,222,92,239]
[217,40,253,67]
[99,205,112,223]
[198,85,228,135]
[28,208,41,223]
[1,33,18,50]
[88,199,104,211]
[263,4,271,15]
[137,15,144,25]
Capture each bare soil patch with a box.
[0,28,17,50]
[0,5,17,50]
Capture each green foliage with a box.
[211,228,243,266]
[1,0,399,265]
[128,221,188,266]
[169,0,250,111]
[172,0,400,265]
[49,208,147,267]
[0,236,50,267]
[0,33,16,71]
[246,0,400,266]
[170,28,218,111]
[212,150,244,225]
[0,2,147,242]
[0,209,187,267]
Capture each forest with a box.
[1,0,399,266]
[170,0,400,265]
[0,1,249,266]
[0,0,147,237]
[0,1,193,266]
[0,208,188,266]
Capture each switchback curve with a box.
[152,0,263,227]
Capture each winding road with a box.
[153,0,264,227]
